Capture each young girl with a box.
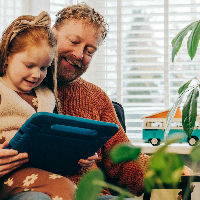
[0,11,76,200]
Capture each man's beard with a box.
[57,54,89,84]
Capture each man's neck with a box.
[57,77,80,86]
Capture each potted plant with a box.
[75,140,185,200]
[166,20,200,145]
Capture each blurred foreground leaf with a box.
[190,144,200,162]
[144,140,184,192]
[110,144,141,163]
[75,168,135,200]
[75,169,104,200]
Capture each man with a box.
[1,3,192,200]
[0,5,148,199]
[52,3,149,198]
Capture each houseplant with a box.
[75,139,186,200]
[165,20,200,144]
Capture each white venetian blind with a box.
[83,0,166,140]
[0,0,28,36]
[168,1,200,104]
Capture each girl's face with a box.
[2,42,54,93]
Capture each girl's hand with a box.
[78,153,98,168]
[0,142,29,177]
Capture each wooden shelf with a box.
[131,141,192,154]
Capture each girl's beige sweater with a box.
[0,78,55,141]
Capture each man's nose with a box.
[73,46,84,60]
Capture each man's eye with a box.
[40,66,47,71]
[26,65,33,69]
[71,41,79,44]
[70,39,79,44]
[87,51,93,56]
[87,49,95,56]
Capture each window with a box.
[1,0,200,141]
[0,0,26,35]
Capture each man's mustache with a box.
[59,54,83,69]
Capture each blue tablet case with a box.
[6,112,119,175]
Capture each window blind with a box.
[0,0,26,36]
[169,0,200,104]
[80,0,166,140]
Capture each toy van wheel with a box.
[188,136,199,146]
[149,138,160,146]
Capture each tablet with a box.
[6,112,119,175]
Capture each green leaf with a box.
[187,21,200,60]
[182,88,199,137]
[190,145,200,161]
[178,79,192,94]
[171,21,198,62]
[75,169,104,200]
[157,137,181,154]
[93,180,135,199]
[117,196,124,200]
[144,140,184,192]
[165,85,193,137]
[144,152,183,192]
[110,144,141,163]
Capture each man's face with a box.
[53,20,102,83]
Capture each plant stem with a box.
[93,180,135,199]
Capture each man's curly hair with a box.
[54,3,108,42]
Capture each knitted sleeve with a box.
[98,93,150,196]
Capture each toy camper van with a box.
[142,108,200,146]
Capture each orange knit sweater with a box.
[58,77,149,196]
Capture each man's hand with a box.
[0,142,29,177]
[78,153,98,168]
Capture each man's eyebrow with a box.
[23,61,35,65]
[87,45,97,50]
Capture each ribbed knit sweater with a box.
[58,77,149,196]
